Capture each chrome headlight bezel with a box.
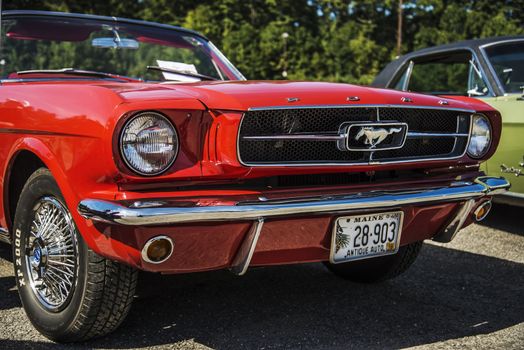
[119,111,179,176]
[467,113,492,159]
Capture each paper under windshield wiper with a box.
[16,68,137,81]
[146,65,218,81]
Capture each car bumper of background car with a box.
[77,176,510,274]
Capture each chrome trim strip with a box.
[492,191,524,207]
[78,176,510,226]
[402,61,414,91]
[432,199,476,243]
[242,134,344,141]
[242,122,409,151]
[479,38,524,49]
[247,104,476,113]
[241,131,468,141]
[407,132,469,138]
[495,191,524,199]
[237,158,467,167]
[230,219,264,275]
[474,176,511,193]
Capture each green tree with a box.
[3,0,524,83]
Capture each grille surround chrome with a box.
[237,105,473,167]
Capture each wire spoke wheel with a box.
[25,197,79,311]
[13,168,137,341]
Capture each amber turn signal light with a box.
[473,201,492,222]
[141,236,174,264]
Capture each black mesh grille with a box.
[238,140,366,163]
[373,139,456,160]
[238,107,470,165]
[239,107,376,135]
[378,107,459,132]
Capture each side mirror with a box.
[92,37,139,49]
[467,85,487,97]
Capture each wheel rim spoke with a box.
[25,197,79,311]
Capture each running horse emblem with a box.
[355,127,403,148]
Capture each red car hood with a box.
[109,80,492,112]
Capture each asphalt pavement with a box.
[0,203,523,349]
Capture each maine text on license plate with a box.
[330,211,404,263]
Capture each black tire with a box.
[324,241,423,283]
[12,168,138,342]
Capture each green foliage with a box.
[409,60,469,94]
[4,0,524,84]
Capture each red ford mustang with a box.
[0,10,510,342]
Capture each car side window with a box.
[484,41,524,94]
[393,50,490,97]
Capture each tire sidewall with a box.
[324,242,422,283]
[12,169,88,340]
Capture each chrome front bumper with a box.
[78,176,510,226]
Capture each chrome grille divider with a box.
[241,132,469,141]
[242,134,344,141]
[407,132,469,138]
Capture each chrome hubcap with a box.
[25,197,79,311]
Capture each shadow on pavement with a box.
[480,203,524,237]
[0,245,20,311]
[0,243,11,262]
[2,241,522,349]
[0,276,19,311]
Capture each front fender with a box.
[3,136,140,265]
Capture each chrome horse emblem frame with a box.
[338,122,408,151]
[355,126,403,148]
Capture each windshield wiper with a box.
[16,68,139,82]
[146,65,218,81]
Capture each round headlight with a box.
[120,112,178,176]
[467,114,491,158]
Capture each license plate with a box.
[330,211,404,263]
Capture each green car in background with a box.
[373,36,524,206]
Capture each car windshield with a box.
[484,40,524,94]
[392,50,491,97]
[0,14,245,82]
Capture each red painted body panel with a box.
[0,79,501,272]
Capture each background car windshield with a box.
[0,15,244,81]
[393,50,490,96]
[484,41,524,94]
